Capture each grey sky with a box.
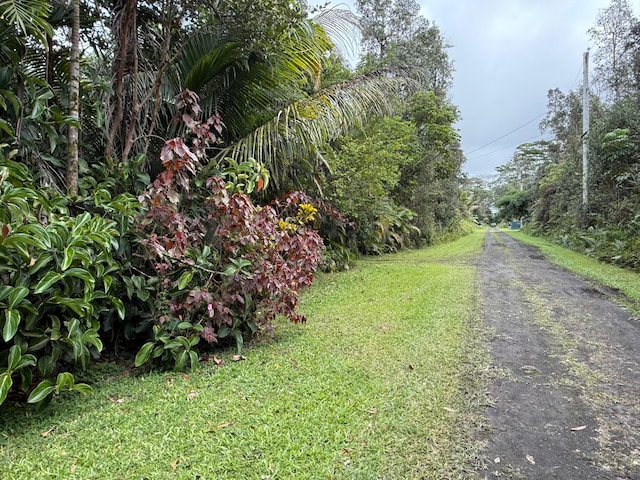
[420,0,622,178]
[316,0,633,177]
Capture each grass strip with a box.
[0,231,487,480]
[504,230,640,312]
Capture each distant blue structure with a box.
[509,221,521,230]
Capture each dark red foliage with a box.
[136,90,323,351]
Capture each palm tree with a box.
[169,9,419,191]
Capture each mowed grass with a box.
[505,230,640,311]
[0,231,487,480]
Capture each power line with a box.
[467,133,546,161]
[465,112,546,156]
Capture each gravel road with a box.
[476,230,640,480]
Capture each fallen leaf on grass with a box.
[443,407,457,413]
[209,421,235,432]
[213,355,224,366]
[526,455,535,465]
[408,364,414,371]
[367,408,378,414]
[171,458,180,472]
[494,457,500,463]
[571,425,587,431]
[186,390,198,399]
[41,426,56,437]
[232,355,247,362]
[108,395,125,404]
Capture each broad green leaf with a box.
[2,233,46,250]
[37,355,54,377]
[66,318,80,337]
[163,340,182,350]
[189,334,201,348]
[178,271,193,290]
[3,309,20,342]
[33,271,61,294]
[27,380,54,404]
[15,353,36,370]
[175,350,188,372]
[111,297,125,320]
[189,350,199,372]
[0,285,12,302]
[152,346,164,359]
[177,321,193,330]
[103,275,113,294]
[63,268,95,286]
[0,373,12,405]
[28,254,54,274]
[14,224,50,248]
[56,372,75,391]
[55,297,86,316]
[20,367,32,392]
[234,329,244,353]
[81,329,103,352]
[7,344,22,370]
[7,286,29,308]
[0,118,15,136]
[61,247,75,270]
[218,324,230,338]
[72,212,92,232]
[137,289,150,301]
[72,383,93,395]
[134,342,154,367]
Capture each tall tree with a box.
[588,0,637,100]
[355,0,453,94]
[67,0,80,195]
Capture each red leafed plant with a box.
[134,91,324,370]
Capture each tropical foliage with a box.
[0,0,469,408]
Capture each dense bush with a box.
[0,153,130,407]
[133,92,324,370]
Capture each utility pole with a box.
[582,50,590,209]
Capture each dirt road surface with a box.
[476,230,640,480]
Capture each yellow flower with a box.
[297,203,318,223]
[278,219,297,232]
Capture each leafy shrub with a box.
[134,91,324,371]
[74,155,154,346]
[562,218,640,272]
[0,153,127,407]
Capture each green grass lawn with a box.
[0,231,488,480]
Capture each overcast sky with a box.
[316,0,636,178]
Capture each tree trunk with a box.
[105,0,138,162]
[66,0,80,195]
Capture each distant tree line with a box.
[490,0,640,271]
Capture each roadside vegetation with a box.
[0,232,488,479]
[0,0,471,409]
[467,1,640,274]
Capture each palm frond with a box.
[312,7,361,63]
[0,0,52,41]
[215,71,420,186]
